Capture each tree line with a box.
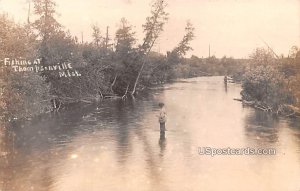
[0,0,203,120]
[2,0,297,121]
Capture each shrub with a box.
[241,65,293,110]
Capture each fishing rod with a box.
[257,36,280,59]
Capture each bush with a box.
[241,65,293,110]
[0,14,51,120]
[1,69,52,120]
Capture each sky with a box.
[0,0,299,58]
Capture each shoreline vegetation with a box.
[235,47,300,118]
[0,0,300,122]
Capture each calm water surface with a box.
[1,76,300,191]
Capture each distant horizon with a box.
[1,0,299,59]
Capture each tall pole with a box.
[81,32,83,44]
[105,26,109,50]
[27,1,31,24]
[209,44,211,58]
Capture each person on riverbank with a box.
[158,102,167,135]
[224,75,228,83]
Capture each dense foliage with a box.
[1,0,298,120]
[241,47,300,114]
[0,14,51,120]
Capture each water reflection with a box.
[224,80,228,93]
[158,134,166,158]
[0,76,300,191]
[244,109,280,144]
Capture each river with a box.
[1,76,300,191]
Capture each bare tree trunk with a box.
[27,1,31,24]
[110,74,117,93]
[131,61,144,96]
[131,39,157,95]
[122,84,129,100]
[98,89,104,99]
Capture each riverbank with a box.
[238,99,300,118]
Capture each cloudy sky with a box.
[0,0,299,58]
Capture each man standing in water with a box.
[158,102,167,136]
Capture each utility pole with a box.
[81,32,83,44]
[158,43,161,53]
[105,26,109,49]
[157,36,161,53]
[27,1,31,24]
[209,44,211,58]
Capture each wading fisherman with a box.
[158,102,167,136]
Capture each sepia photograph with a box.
[0,0,300,190]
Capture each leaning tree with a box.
[131,0,169,95]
